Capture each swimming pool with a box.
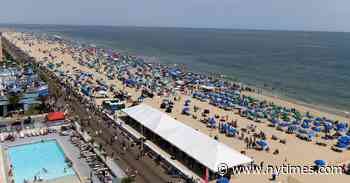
[8,140,76,183]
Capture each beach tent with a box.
[47,112,65,121]
[122,104,252,172]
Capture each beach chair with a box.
[0,134,4,142]
[19,131,25,138]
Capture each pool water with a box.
[8,140,76,183]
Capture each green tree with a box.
[8,94,22,110]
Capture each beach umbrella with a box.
[182,106,190,113]
[312,126,322,133]
[314,160,326,167]
[227,126,236,136]
[314,117,322,121]
[216,177,229,183]
[335,143,349,149]
[313,120,321,127]
[338,136,350,145]
[307,131,316,140]
[301,122,310,129]
[257,140,269,150]
[209,117,216,126]
[270,118,278,125]
[324,122,334,131]
[336,122,348,132]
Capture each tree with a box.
[8,93,22,110]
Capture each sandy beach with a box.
[3,31,350,183]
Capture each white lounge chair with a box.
[19,131,25,138]
[26,129,32,137]
[0,134,4,142]
[40,129,45,135]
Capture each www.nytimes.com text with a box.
[217,163,344,176]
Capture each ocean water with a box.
[2,24,350,112]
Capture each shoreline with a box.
[17,29,350,121]
[27,30,349,117]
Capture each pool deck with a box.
[0,134,104,183]
[0,145,9,183]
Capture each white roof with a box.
[123,104,252,172]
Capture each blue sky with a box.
[0,0,346,32]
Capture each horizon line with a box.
[0,22,348,34]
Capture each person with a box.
[271,169,277,181]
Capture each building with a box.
[0,67,49,117]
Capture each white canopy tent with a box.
[123,104,252,172]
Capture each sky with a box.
[0,0,347,32]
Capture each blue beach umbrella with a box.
[324,122,334,131]
[338,136,350,145]
[257,140,269,149]
[336,123,348,132]
[308,131,316,139]
[182,106,190,114]
[313,126,322,133]
[314,117,322,121]
[227,126,236,136]
[314,160,326,167]
[209,117,216,124]
[271,118,278,125]
[301,122,310,129]
[208,117,217,128]
[336,143,349,149]
[313,121,321,127]
[216,177,229,183]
